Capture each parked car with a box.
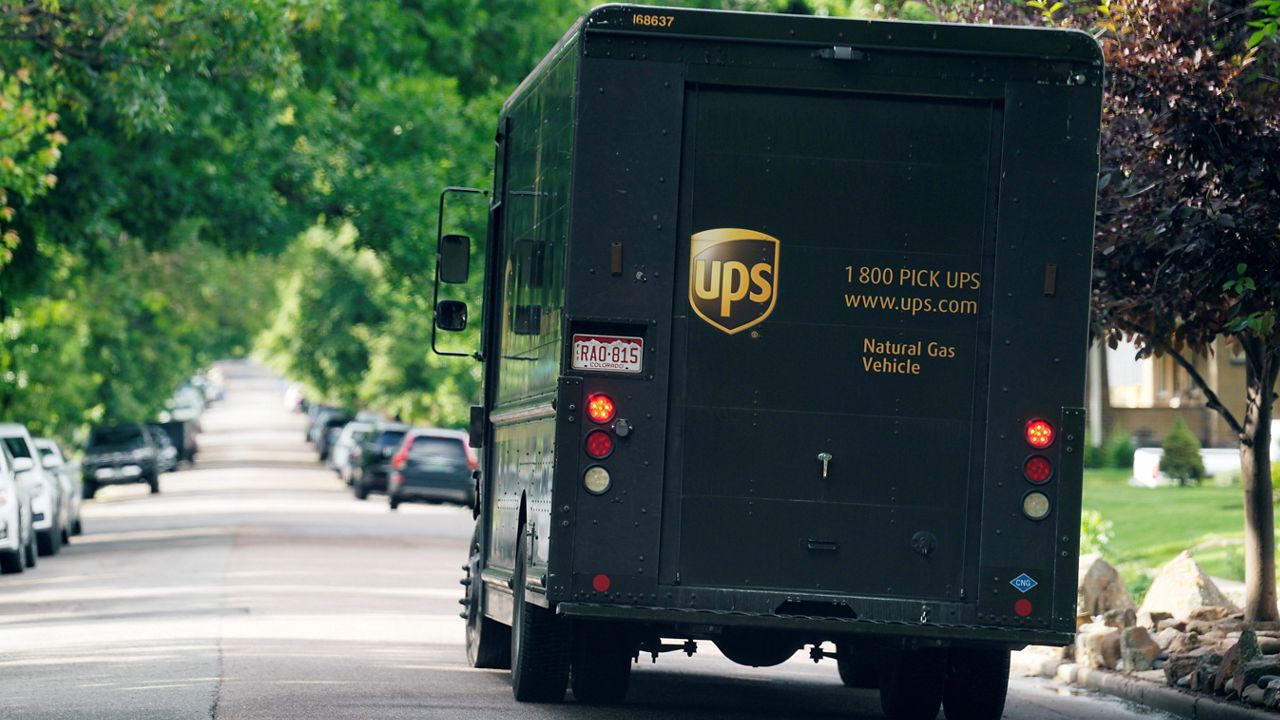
[351,423,410,500]
[0,443,36,574]
[387,429,477,510]
[156,420,198,464]
[33,437,83,539]
[166,383,205,423]
[0,423,65,556]
[82,423,162,498]
[146,425,180,473]
[330,421,373,484]
[314,410,354,461]
[304,404,338,443]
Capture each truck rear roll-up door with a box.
[667,84,999,602]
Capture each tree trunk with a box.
[1240,351,1278,622]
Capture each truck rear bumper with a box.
[555,602,1073,648]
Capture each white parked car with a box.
[0,443,36,573]
[33,438,83,539]
[0,423,66,557]
[330,421,373,485]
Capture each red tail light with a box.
[463,443,479,470]
[585,430,614,459]
[1023,455,1053,484]
[391,436,412,468]
[1025,419,1054,449]
[587,394,615,424]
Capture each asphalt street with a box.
[0,361,1175,719]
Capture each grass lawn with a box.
[1082,468,1249,600]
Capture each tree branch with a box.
[1118,320,1246,435]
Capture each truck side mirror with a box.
[439,234,471,284]
[436,300,468,332]
[12,457,33,473]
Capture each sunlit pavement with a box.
[0,361,1174,719]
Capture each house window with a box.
[1106,340,1198,409]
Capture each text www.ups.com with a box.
[844,294,978,316]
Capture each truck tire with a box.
[148,473,160,494]
[510,528,569,702]
[354,480,368,500]
[877,646,945,720]
[835,642,878,688]
[942,646,1010,720]
[465,523,511,669]
[82,480,96,500]
[570,621,632,704]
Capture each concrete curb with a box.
[1011,652,1276,719]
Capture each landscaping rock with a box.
[1156,617,1187,632]
[1102,607,1137,629]
[1076,626,1122,670]
[1165,649,1208,685]
[1079,554,1135,617]
[1188,606,1233,622]
[1154,627,1181,651]
[1242,684,1268,706]
[1121,626,1162,672]
[1141,610,1174,629]
[1138,552,1239,621]
[1233,658,1280,696]
[1191,652,1223,692]
[1214,629,1261,694]
[1170,631,1201,654]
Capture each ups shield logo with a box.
[689,228,779,335]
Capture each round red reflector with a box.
[1023,455,1053,484]
[585,430,614,459]
[1014,598,1033,617]
[1025,419,1055,449]
[587,394,616,424]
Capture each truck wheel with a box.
[510,528,569,702]
[354,480,368,500]
[570,622,632,704]
[389,496,400,510]
[82,481,96,500]
[942,646,1010,720]
[148,473,160,494]
[877,646,945,720]
[835,642,878,688]
[464,523,511,669]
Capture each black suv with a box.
[351,423,410,500]
[82,424,162,498]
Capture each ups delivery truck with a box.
[433,5,1102,719]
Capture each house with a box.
[1086,338,1248,449]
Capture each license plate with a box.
[571,334,643,374]
[95,468,118,480]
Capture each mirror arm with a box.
[432,186,488,359]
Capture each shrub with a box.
[1104,427,1135,469]
[1080,509,1113,555]
[1162,417,1205,486]
[1083,429,1106,468]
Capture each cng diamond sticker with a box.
[1010,573,1038,593]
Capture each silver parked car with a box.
[330,421,373,486]
[0,423,65,557]
[33,438,83,539]
[0,443,36,573]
